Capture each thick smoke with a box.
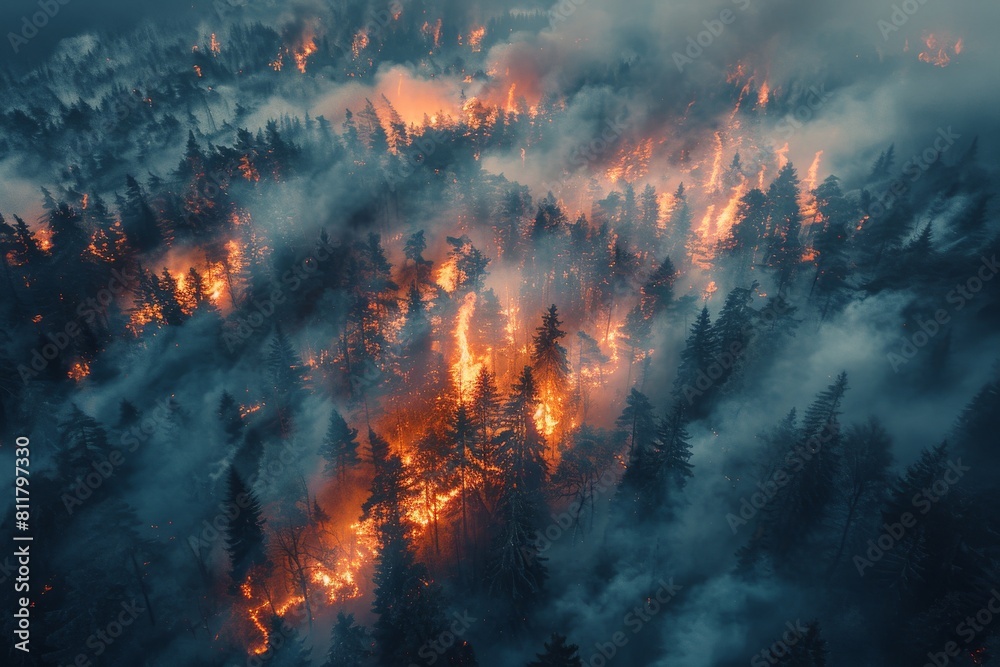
[1,0,998,665]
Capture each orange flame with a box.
[453,292,487,401]
[68,360,90,382]
[918,33,962,67]
[468,26,485,52]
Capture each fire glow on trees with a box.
[918,32,963,67]
[13,7,966,664]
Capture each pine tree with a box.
[767,621,829,666]
[502,367,549,496]
[667,183,693,261]
[266,326,306,427]
[868,144,895,181]
[809,176,854,318]
[951,370,1000,496]
[616,388,657,459]
[531,305,569,386]
[56,405,113,485]
[640,256,678,316]
[765,163,804,291]
[404,230,429,266]
[447,235,491,293]
[532,193,567,239]
[471,368,504,516]
[712,283,758,389]
[726,188,768,278]
[157,268,185,325]
[752,374,847,563]
[672,307,720,416]
[364,451,449,664]
[121,175,162,251]
[321,408,360,480]
[223,467,269,584]
[656,403,694,494]
[488,368,549,616]
[827,417,892,575]
[487,473,549,619]
[447,403,476,551]
[323,612,372,667]
[526,634,583,667]
[262,614,312,667]
[637,184,660,256]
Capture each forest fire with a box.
[453,292,487,402]
[918,33,963,67]
[468,26,486,52]
[67,360,90,381]
[7,1,997,666]
[352,30,369,59]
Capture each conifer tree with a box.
[656,403,694,494]
[672,306,720,416]
[323,612,372,667]
[527,634,583,667]
[765,163,804,290]
[531,305,569,390]
[667,183,693,261]
[321,408,360,480]
[223,467,269,584]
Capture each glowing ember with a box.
[468,26,485,52]
[35,225,53,252]
[757,80,770,106]
[606,139,653,184]
[67,360,90,382]
[294,35,317,73]
[352,29,370,59]
[918,33,962,67]
[238,155,260,182]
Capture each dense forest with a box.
[1,0,999,665]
